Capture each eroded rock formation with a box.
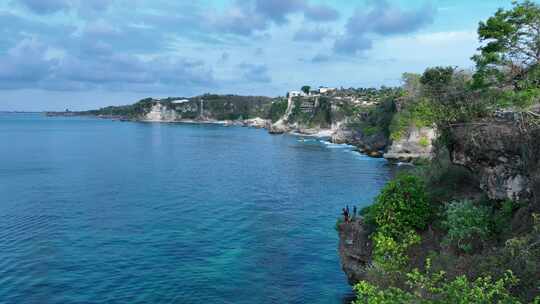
[449,120,533,201]
[336,218,373,285]
[384,126,437,162]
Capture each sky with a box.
[0,0,519,111]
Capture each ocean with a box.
[0,113,393,304]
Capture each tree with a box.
[473,0,540,88]
[420,67,456,101]
[301,85,311,95]
[402,73,422,99]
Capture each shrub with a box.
[362,125,381,136]
[442,200,491,253]
[491,199,520,237]
[472,213,540,302]
[359,205,377,227]
[367,174,430,272]
[372,230,421,272]
[373,174,431,236]
[419,136,430,148]
[389,99,436,141]
[269,99,288,122]
[354,265,521,304]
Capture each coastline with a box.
[46,112,385,157]
[44,109,433,163]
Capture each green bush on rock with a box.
[354,266,523,304]
[363,174,431,272]
[372,230,421,272]
[442,200,491,253]
[372,174,431,236]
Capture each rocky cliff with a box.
[269,95,336,135]
[144,102,181,121]
[337,219,373,285]
[269,95,392,156]
[84,95,274,123]
[449,117,540,202]
[80,93,435,161]
[384,126,437,162]
[337,115,540,288]
[331,123,389,157]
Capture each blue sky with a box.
[0,0,518,111]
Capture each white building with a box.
[288,91,307,98]
[319,87,336,94]
[172,99,190,104]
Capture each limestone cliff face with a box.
[384,126,437,162]
[332,123,388,157]
[270,95,335,135]
[269,96,389,157]
[337,219,373,285]
[449,120,536,201]
[144,103,181,121]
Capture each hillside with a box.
[64,95,275,122]
[337,2,540,303]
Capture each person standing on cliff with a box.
[342,208,349,223]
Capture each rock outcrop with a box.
[384,126,437,162]
[449,120,534,201]
[144,103,180,121]
[337,218,373,285]
[333,125,389,157]
[243,117,270,129]
[269,119,292,134]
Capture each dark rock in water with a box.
[368,151,384,158]
[331,126,389,158]
[337,218,373,285]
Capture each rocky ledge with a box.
[336,218,373,285]
[449,118,540,202]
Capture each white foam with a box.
[320,140,355,149]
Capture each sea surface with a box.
[0,113,393,304]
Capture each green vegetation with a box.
[289,96,332,128]
[371,174,431,235]
[385,0,540,141]
[345,95,398,138]
[344,2,540,302]
[355,266,523,304]
[84,95,274,121]
[351,16,540,291]
[269,99,288,122]
[390,86,438,141]
[473,0,540,89]
[87,98,157,118]
[301,85,311,95]
[361,174,430,272]
[199,94,272,120]
[353,166,540,302]
[442,200,491,253]
[372,229,421,272]
[419,136,430,147]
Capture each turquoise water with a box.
[0,113,393,304]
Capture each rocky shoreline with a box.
[46,109,434,162]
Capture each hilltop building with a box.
[288,91,307,98]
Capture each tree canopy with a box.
[473,0,540,88]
